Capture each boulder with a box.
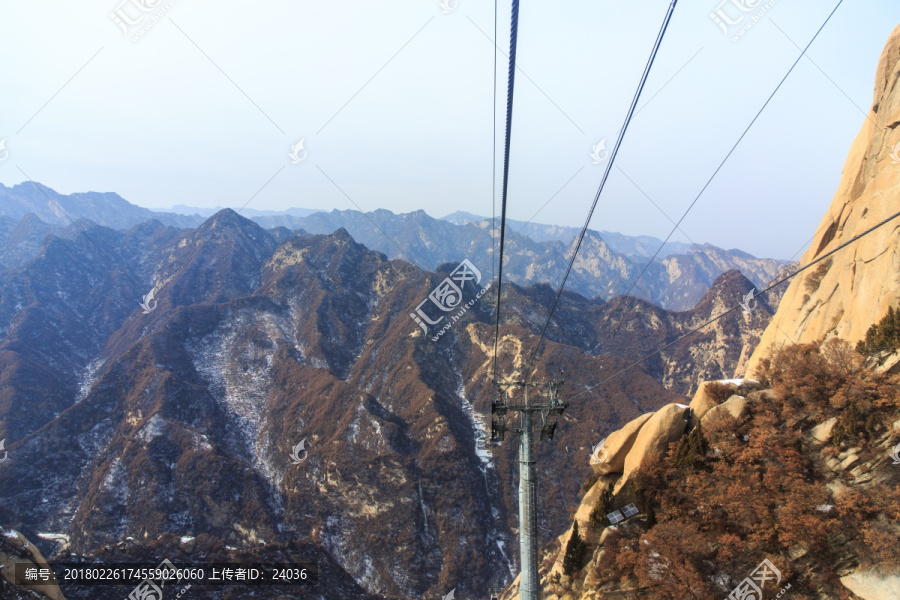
[0,528,67,600]
[747,389,778,403]
[573,475,618,529]
[810,417,838,443]
[590,413,653,476]
[701,395,749,426]
[875,351,900,375]
[551,475,617,578]
[688,382,722,422]
[841,568,900,599]
[582,546,607,590]
[840,453,860,470]
[615,404,689,494]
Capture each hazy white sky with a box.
[0,0,897,259]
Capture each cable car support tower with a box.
[491,378,567,600]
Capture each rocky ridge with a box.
[0,188,786,312]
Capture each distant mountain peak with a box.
[13,212,47,229]
[199,208,259,232]
[331,226,353,241]
[0,182,203,230]
[441,210,487,225]
[708,269,756,294]
[691,269,759,313]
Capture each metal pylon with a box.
[491,379,566,600]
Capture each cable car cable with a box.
[569,205,900,402]
[618,0,844,303]
[522,0,679,383]
[492,0,521,385]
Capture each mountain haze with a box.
[0,182,203,229]
[0,184,785,311]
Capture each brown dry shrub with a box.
[588,342,900,597]
[704,381,736,404]
[820,338,864,377]
[804,258,832,293]
[764,342,845,407]
[835,487,900,569]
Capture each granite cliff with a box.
[748,24,900,375]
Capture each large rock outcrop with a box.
[615,404,688,494]
[747,24,900,375]
[687,381,723,421]
[841,569,900,600]
[701,394,748,426]
[590,413,653,476]
[0,528,66,600]
[541,398,703,588]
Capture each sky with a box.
[0,0,897,260]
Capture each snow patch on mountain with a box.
[137,413,166,443]
[188,307,294,490]
[455,380,491,473]
[101,458,126,495]
[76,356,105,402]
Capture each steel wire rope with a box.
[568,206,900,402]
[491,0,499,287]
[491,0,521,385]
[617,0,844,304]
[522,0,679,383]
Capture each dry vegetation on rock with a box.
[548,340,900,599]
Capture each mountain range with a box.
[0,204,774,598]
[2,15,899,600]
[0,182,786,311]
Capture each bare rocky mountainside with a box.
[519,24,900,600]
[0,200,774,598]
